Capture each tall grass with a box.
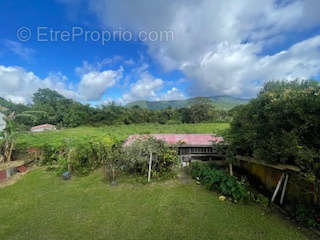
[16,123,230,150]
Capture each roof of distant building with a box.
[124,134,224,146]
[31,124,56,130]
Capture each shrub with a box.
[293,204,320,228]
[191,162,248,202]
[37,135,179,180]
[38,136,116,176]
[123,136,179,178]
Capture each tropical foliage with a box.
[191,162,248,202]
[231,80,320,165]
[38,136,116,176]
[230,80,320,204]
[0,112,17,164]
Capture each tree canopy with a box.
[4,88,232,129]
[230,80,320,172]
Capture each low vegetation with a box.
[37,136,116,176]
[14,123,227,181]
[191,162,248,202]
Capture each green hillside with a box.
[126,96,249,111]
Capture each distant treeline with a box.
[0,89,234,129]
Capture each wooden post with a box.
[67,149,71,172]
[103,149,107,181]
[103,164,107,181]
[229,163,233,176]
[148,152,152,183]
[8,141,14,162]
[280,174,289,205]
[271,173,285,203]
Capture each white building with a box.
[31,124,56,133]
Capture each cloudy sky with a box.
[0,0,320,105]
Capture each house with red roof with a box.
[125,134,224,162]
[31,124,56,133]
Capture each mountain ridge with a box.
[126,96,250,111]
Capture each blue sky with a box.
[0,0,320,105]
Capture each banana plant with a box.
[0,112,17,164]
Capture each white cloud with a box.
[2,40,34,61]
[121,72,163,103]
[118,66,185,103]
[75,57,123,75]
[75,59,124,101]
[84,0,320,97]
[75,61,97,76]
[0,64,123,104]
[158,87,186,101]
[184,36,320,97]
[78,68,122,101]
[0,65,76,104]
[0,57,126,104]
[124,59,135,66]
[101,97,114,106]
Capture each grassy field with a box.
[16,123,230,150]
[5,123,312,239]
[0,169,310,240]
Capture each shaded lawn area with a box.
[0,169,309,240]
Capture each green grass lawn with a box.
[0,169,309,240]
[16,123,230,150]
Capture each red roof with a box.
[31,124,55,130]
[27,148,40,153]
[124,134,224,146]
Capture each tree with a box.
[2,88,234,129]
[123,136,178,182]
[15,111,49,126]
[230,80,320,205]
[33,88,66,107]
[181,102,215,123]
[31,88,90,128]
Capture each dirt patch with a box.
[177,167,192,184]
